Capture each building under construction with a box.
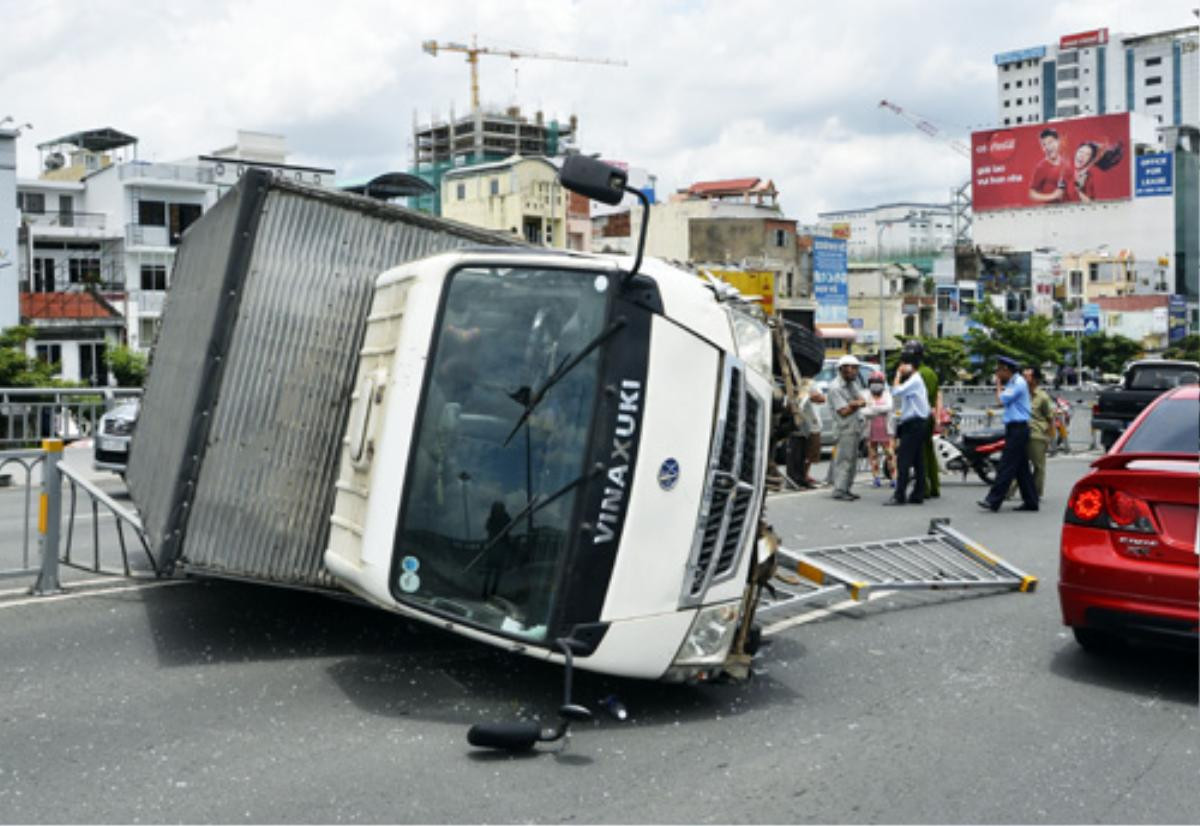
[409,107,578,215]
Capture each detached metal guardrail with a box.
[1,440,156,596]
[0,387,142,449]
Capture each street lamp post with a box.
[875,212,916,369]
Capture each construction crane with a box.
[878,99,971,158]
[878,99,973,244]
[422,36,627,112]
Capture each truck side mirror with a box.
[559,155,628,206]
[558,155,649,285]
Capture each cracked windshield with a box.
[394,265,611,640]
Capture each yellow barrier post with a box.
[30,439,63,595]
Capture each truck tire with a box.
[1099,431,1117,452]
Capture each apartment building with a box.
[815,202,957,261]
[994,25,1199,142]
[11,128,338,383]
[440,155,566,246]
[0,125,19,328]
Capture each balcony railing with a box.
[23,211,109,231]
[125,223,171,248]
[118,162,214,185]
[136,291,166,315]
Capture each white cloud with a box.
[1,0,1190,221]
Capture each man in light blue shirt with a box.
[885,354,929,505]
[980,355,1039,512]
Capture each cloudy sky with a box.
[1,1,1192,221]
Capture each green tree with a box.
[1162,334,1199,361]
[0,326,58,387]
[1081,333,1143,376]
[885,335,969,385]
[105,343,148,387]
[964,305,1073,372]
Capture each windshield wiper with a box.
[463,465,601,572]
[502,317,626,447]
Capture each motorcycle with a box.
[932,426,1006,484]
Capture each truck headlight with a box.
[671,602,741,667]
[726,308,771,378]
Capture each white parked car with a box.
[93,399,140,474]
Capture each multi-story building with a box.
[994,26,1199,142]
[0,125,19,329]
[199,130,334,197]
[410,107,577,215]
[972,113,1197,327]
[12,128,338,382]
[815,202,958,261]
[439,156,566,246]
[591,177,817,323]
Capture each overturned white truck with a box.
[128,163,780,693]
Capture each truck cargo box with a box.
[125,169,521,590]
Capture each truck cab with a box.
[1093,359,1199,450]
[324,249,773,682]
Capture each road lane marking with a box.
[0,579,191,609]
[0,574,130,597]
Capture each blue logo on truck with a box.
[658,458,680,491]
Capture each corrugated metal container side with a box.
[127,170,521,590]
[125,178,254,556]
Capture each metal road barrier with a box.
[57,460,157,581]
[4,440,157,596]
[757,518,1036,626]
[0,387,142,449]
[0,449,46,581]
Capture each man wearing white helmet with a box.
[828,354,867,500]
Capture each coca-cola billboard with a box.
[971,113,1131,211]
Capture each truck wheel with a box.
[1099,431,1117,451]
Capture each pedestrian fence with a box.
[1,441,156,596]
[0,387,142,449]
[0,449,45,581]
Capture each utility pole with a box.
[875,212,916,368]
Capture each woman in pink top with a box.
[863,370,896,487]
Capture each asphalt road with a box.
[0,451,1195,824]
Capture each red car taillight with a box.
[1066,484,1158,534]
[1070,486,1104,521]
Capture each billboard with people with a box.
[971,113,1131,211]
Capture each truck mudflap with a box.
[745,517,1037,641]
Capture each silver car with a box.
[93,399,140,474]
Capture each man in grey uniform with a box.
[829,354,867,501]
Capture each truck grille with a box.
[682,359,765,604]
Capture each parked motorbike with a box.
[932,426,1005,484]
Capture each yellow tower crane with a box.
[422,36,627,112]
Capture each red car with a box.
[1059,385,1198,652]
